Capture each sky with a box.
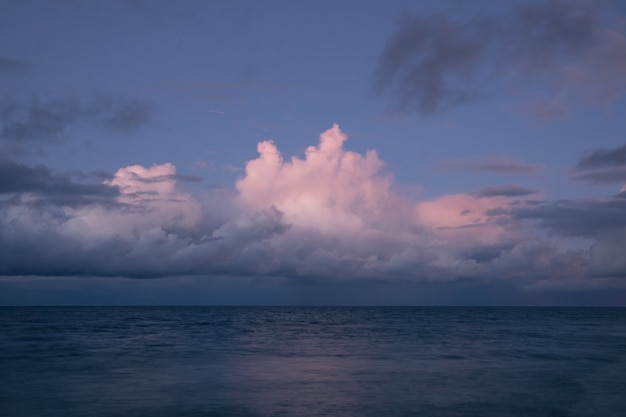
[1,0,626,306]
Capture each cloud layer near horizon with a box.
[2,125,625,291]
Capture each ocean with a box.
[1,307,625,416]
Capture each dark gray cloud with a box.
[486,192,626,277]
[460,243,515,264]
[505,0,600,74]
[132,173,203,185]
[90,96,154,133]
[0,97,81,143]
[0,204,287,279]
[485,207,509,216]
[372,12,488,115]
[573,144,626,184]
[472,184,538,198]
[0,57,32,75]
[515,198,626,239]
[577,144,626,169]
[0,157,119,205]
[443,156,543,175]
[514,194,626,279]
[373,0,620,116]
[573,166,626,184]
[0,95,153,145]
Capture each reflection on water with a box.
[1,307,625,416]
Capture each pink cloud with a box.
[107,163,178,196]
[232,124,557,281]
[416,194,512,247]
[236,124,414,234]
[63,163,203,242]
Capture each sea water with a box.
[1,307,625,416]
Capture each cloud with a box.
[523,96,569,120]
[514,196,626,278]
[573,143,626,184]
[373,0,626,116]
[589,230,626,278]
[415,193,531,259]
[96,97,154,132]
[0,95,153,151]
[0,124,620,288]
[0,162,210,277]
[443,155,543,175]
[0,157,119,206]
[0,57,32,75]
[372,12,487,115]
[504,0,600,74]
[0,97,79,143]
[225,125,618,284]
[577,144,626,169]
[472,184,539,198]
[0,126,471,279]
[514,197,626,239]
[573,167,626,184]
[233,124,432,278]
[236,124,412,234]
[101,163,205,230]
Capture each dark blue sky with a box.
[1,0,625,305]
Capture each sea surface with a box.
[1,307,625,417]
